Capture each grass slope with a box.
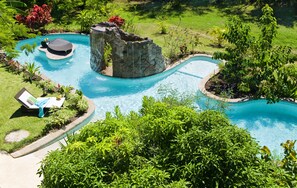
[0,65,46,152]
[116,2,297,54]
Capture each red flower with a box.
[15,4,52,29]
[108,16,125,27]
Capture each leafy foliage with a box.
[3,59,23,74]
[77,9,100,33]
[42,91,89,134]
[51,0,113,23]
[103,42,112,67]
[39,97,287,187]
[208,26,226,48]
[157,85,198,108]
[213,5,297,103]
[164,23,200,61]
[280,140,297,187]
[65,92,88,113]
[43,108,76,134]
[108,15,125,27]
[0,0,30,57]
[23,62,40,82]
[20,43,37,56]
[15,4,52,30]
[37,80,57,94]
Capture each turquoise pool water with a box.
[16,34,297,155]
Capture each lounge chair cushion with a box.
[27,96,38,105]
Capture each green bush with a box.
[43,108,77,134]
[76,97,88,113]
[77,9,101,33]
[42,91,89,134]
[37,80,57,94]
[64,92,88,113]
[213,5,297,103]
[38,97,287,187]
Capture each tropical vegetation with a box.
[0,55,88,152]
[0,0,297,187]
[209,5,297,103]
[38,96,297,187]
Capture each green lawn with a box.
[0,65,46,152]
[45,1,297,55]
[116,2,297,54]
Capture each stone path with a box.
[5,130,30,143]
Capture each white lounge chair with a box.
[14,87,65,110]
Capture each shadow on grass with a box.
[127,1,296,27]
[265,5,296,27]
[126,0,212,19]
[10,107,49,119]
[219,4,296,27]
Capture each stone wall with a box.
[90,22,166,78]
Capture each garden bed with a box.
[0,55,94,154]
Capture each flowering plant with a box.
[108,16,125,27]
[16,4,52,30]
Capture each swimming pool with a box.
[16,34,297,155]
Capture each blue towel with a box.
[35,99,50,118]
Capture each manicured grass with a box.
[116,2,297,55]
[0,65,46,152]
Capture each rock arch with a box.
[90,22,166,78]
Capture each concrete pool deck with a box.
[0,140,62,188]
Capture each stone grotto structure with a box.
[90,22,166,78]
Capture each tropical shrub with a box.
[20,43,37,56]
[213,5,297,103]
[108,15,125,27]
[164,25,200,61]
[23,62,40,82]
[51,0,113,23]
[4,60,23,74]
[16,4,52,30]
[0,0,30,56]
[279,140,297,187]
[208,26,226,48]
[156,16,168,34]
[43,108,77,134]
[65,92,88,113]
[76,98,88,113]
[37,80,57,94]
[42,91,89,134]
[103,42,112,67]
[77,9,101,33]
[122,15,137,34]
[59,85,74,98]
[38,96,286,187]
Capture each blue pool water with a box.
[16,34,297,155]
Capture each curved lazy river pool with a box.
[15,34,297,155]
